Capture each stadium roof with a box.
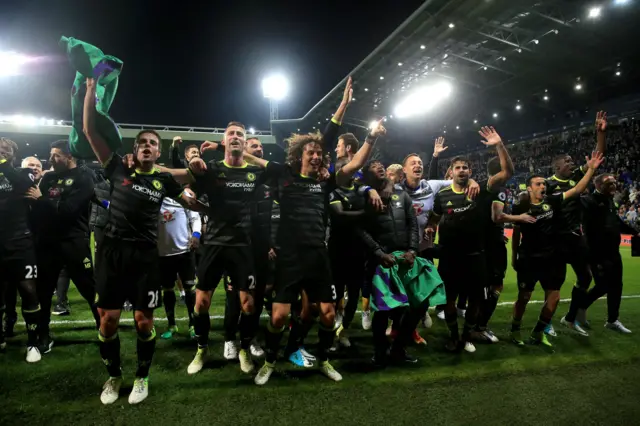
[272,0,640,150]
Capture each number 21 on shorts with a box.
[148,290,159,308]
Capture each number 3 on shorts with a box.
[24,265,38,279]
[331,285,337,301]
[147,290,159,308]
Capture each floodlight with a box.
[517,48,522,53]
[575,84,583,91]
[473,119,478,124]
[516,105,522,111]
[616,70,621,76]
[262,75,289,100]
[456,125,460,129]
[614,0,630,5]
[588,7,602,18]
[380,76,384,80]
[543,95,549,101]
[398,62,403,66]
[493,113,498,118]
[364,88,369,91]
[420,45,425,49]
[394,81,453,119]
[483,66,488,70]
[533,39,539,44]
[0,51,30,77]
[448,23,455,28]
[249,127,255,134]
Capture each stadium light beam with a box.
[588,7,602,18]
[0,51,30,77]
[262,75,289,101]
[394,81,453,119]
[614,0,630,5]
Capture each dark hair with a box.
[51,139,71,155]
[594,173,614,188]
[285,132,327,173]
[226,121,245,130]
[134,129,163,152]
[335,156,349,171]
[526,174,545,187]
[450,156,470,168]
[402,153,421,167]
[338,133,359,154]
[362,160,384,185]
[553,154,569,171]
[184,144,199,152]
[246,137,261,144]
[0,137,18,154]
[487,156,501,176]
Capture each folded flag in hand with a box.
[60,36,123,160]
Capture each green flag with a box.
[370,252,446,312]
[60,36,123,159]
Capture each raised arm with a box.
[428,137,448,180]
[169,137,186,168]
[595,110,607,154]
[82,78,113,165]
[479,126,514,190]
[337,118,385,186]
[322,76,352,153]
[564,151,604,199]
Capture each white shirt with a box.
[157,197,202,257]
[397,179,452,252]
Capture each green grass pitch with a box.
[1,247,639,425]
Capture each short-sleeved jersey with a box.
[432,179,497,255]
[34,166,95,241]
[104,154,184,245]
[265,162,337,249]
[0,165,36,243]
[546,166,585,233]
[512,193,565,257]
[193,160,265,246]
[329,184,365,244]
[487,186,508,245]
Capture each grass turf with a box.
[1,247,639,425]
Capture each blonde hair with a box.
[387,164,403,174]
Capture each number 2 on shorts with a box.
[148,290,159,308]
[24,265,38,279]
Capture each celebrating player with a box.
[510,151,604,348]
[84,78,195,405]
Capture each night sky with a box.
[0,0,423,131]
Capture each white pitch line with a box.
[15,294,639,326]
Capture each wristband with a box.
[192,232,201,239]
[363,186,372,194]
[365,135,377,144]
[101,200,110,208]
